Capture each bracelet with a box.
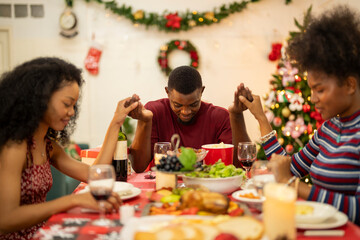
[286,176,297,186]
[259,130,276,144]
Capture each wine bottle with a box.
[112,127,128,182]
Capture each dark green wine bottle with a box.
[112,127,128,181]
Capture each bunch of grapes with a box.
[194,161,204,170]
[156,155,183,172]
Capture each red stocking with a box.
[84,42,102,75]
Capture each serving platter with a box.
[119,215,266,240]
[141,201,252,217]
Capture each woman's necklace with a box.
[336,116,342,143]
[32,138,46,159]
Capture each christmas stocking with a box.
[84,41,102,75]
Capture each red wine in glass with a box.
[88,165,115,226]
[237,142,257,178]
[239,158,256,170]
[91,187,112,201]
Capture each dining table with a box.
[33,172,360,240]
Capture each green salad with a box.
[185,160,246,178]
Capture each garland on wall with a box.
[64,0,293,32]
[158,40,199,75]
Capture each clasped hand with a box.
[229,83,253,115]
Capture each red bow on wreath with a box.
[165,13,182,29]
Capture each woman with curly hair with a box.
[0,57,139,239]
[236,5,360,225]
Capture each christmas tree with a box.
[257,6,324,162]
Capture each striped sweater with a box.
[262,110,360,225]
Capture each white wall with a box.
[1,0,360,148]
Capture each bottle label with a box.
[114,141,127,160]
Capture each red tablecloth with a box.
[34,172,360,240]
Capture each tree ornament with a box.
[276,88,293,103]
[302,103,311,113]
[157,40,199,76]
[285,144,294,154]
[265,111,275,123]
[282,107,291,118]
[289,114,295,121]
[278,137,284,145]
[283,117,307,138]
[278,61,298,87]
[263,93,269,100]
[289,93,304,111]
[307,123,313,134]
[273,117,282,127]
[265,91,276,107]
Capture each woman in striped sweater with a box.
[237,5,360,225]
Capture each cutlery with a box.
[304,230,345,237]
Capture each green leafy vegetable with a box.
[178,147,197,171]
[185,160,246,179]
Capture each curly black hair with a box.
[0,57,84,149]
[168,66,203,94]
[287,5,360,86]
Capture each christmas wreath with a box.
[158,40,199,76]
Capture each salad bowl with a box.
[182,175,244,194]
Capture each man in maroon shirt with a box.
[128,66,250,172]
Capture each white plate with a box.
[121,187,141,200]
[231,189,265,204]
[296,201,338,224]
[296,210,348,229]
[78,182,141,200]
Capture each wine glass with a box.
[154,142,172,165]
[251,160,275,196]
[237,142,257,179]
[88,164,115,226]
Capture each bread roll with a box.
[217,216,264,240]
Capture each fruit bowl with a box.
[182,175,244,195]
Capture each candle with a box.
[120,205,135,224]
[263,182,297,240]
[154,153,176,190]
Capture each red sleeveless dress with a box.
[0,139,53,240]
